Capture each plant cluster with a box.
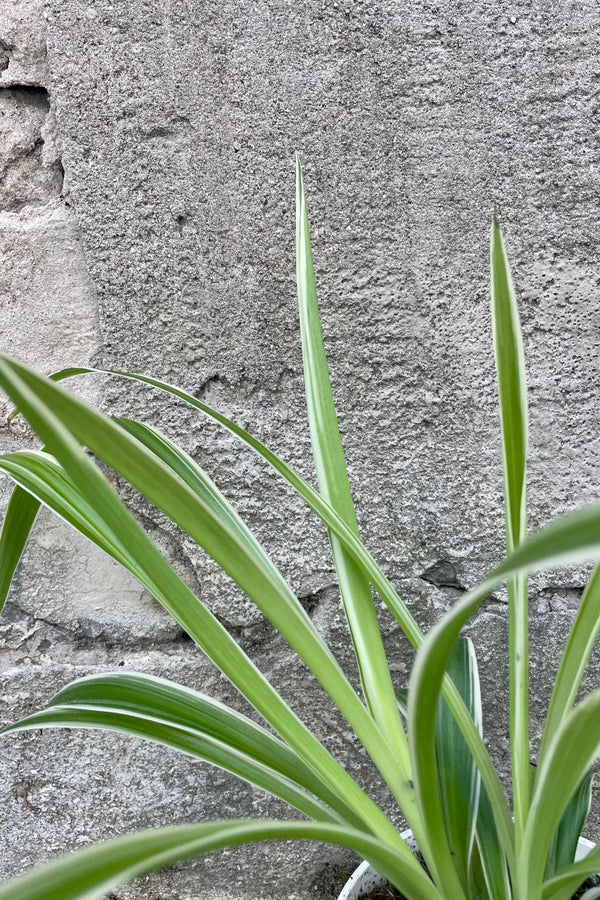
[0,162,600,900]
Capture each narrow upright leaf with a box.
[541,565,600,763]
[0,484,40,613]
[545,771,594,879]
[296,159,409,777]
[473,780,511,900]
[435,637,481,894]
[491,219,530,838]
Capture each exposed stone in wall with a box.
[0,0,49,88]
[0,86,63,211]
[0,0,95,399]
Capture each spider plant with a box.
[0,161,600,900]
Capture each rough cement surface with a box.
[1,0,600,897]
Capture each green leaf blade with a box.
[474,778,511,900]
[523,693,600,895]
[408,504,600,895]
[435,637,481,894]
[295,159,410,783]
[4,671,349,825]
[542,841,600,900]
[490,219,528,553]
[491,219,530,841]
[0,356,408,852]
[24,363,516,865]
[541,565,600,764]
[0,483,40,614]
[44,365,427,652]
[545,772,594,879]
[0,820,442,900]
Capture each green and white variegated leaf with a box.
[0,362,405,851]
[523,693,600,896]
[542,841,600,900]
[434,637,481,895]
[296,158,410,784]
[545,772,594,880]
[396,639,509,900]
[2,672,359,826]
[114,417,284,584]
[0,482,40,613]
[491,218,530,841]
[0,820,442,900]
[473,773,511,900]
[541,564,600,764]
[408,502,600,899]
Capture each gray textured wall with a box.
[1,1,600,898]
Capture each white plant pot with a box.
[337,834,596,900]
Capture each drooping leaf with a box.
[114,417,284,585]
[5,363,514,870]
[46,366,427,649]
[3,671,360,826]
[39,366,511,845]
[0,364,404,850]
[0,451,135,570]
[0,819,442,900]
[111,416,416,829]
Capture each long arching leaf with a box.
[0,355,423,840]
[0,451,136,569]
[114,417,287,585]
[7,365,513,860]
[0,820,442,900]
[408,503,600,892]
[3,672,350,825]
[0,364,404,851]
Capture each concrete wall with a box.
[1,1,600,897]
